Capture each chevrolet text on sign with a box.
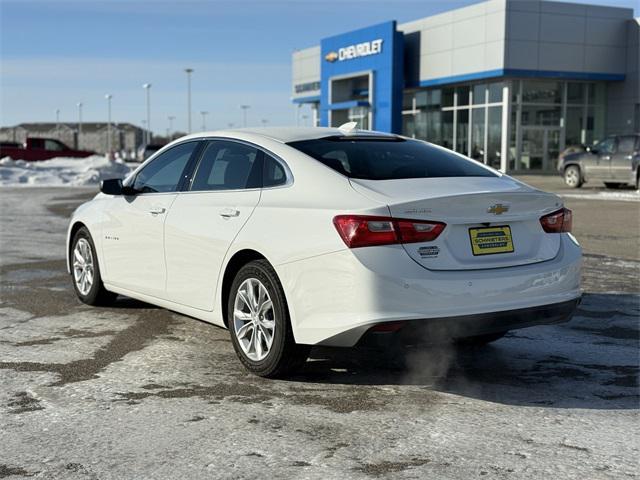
[338,39,383,61]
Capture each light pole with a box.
[77,102,83,149]
[261,119,268,127]
[168,115,175,141]
[105,94,112,156]
[142,83,151,144]
[55,109,60,137]
[200,111,208,131]
[185,68,193,133]
[240,104,250,127]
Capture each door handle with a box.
[219,208,240,218]
[149,207,166,215]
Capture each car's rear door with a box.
[101,141,200,297]
[164,139,262,311]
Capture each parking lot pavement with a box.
[514,175,639,261]
[0,186,638,480]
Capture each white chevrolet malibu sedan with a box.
[67,126,582,377]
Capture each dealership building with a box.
[291,0,639,173]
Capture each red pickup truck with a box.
[0,138,95,161]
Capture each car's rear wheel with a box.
[227,260,309,378]
[71,227,117,305]
[563,165,582,188]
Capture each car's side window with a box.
[45,140,64,151]
[617,136,636,154]
[263,153,287,187]
[133,142,198,193]
[191,140,261,191]
[596,137,616,155]
[31,139,45,150]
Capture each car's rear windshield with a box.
[287,136,497,181]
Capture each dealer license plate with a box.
[469,226,514,256]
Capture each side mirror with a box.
[100,178,123,195]
[100,178,139,196]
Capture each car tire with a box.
[563,165,582,188]
[227,259,309,378]
[71,227,117,306]
[457,331,507,347]
[604,182,622,189]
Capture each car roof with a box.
[175,127,400,144]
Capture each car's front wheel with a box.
[71,227,117,305]
[227,260,309,378]
[563,165,582,188]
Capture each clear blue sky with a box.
[1,0,637,134]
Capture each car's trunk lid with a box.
[350,176,564,271]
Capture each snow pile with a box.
[0,156,133,187]
[560,190,639,203]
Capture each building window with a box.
[402,80,505,166]
[521,80,562,104]
[509,79,607,172]
[473,84,486,105]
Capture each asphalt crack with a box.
[7,391,44,414]
[0,465,37,478]
[114,382,268,403]
[357,457,432,476]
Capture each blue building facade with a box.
[319,21,404,134]
[291,0,638,173]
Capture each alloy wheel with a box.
[73,238,94,296]
[565,168,579,187]
[233,278,275,362]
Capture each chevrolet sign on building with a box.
[291,0,639,176]
[337,39,383,61]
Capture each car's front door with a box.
[164,139,262,311]
[101,141,200,297]
[610,136,637,182]
[585,137,616,180]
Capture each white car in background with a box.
[67,126,582,377]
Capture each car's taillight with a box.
[540,208,572,233]
[333,215,446,248]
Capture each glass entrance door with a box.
[520,127,560,171]
[348,106,370,130]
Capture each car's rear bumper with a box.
[277,234,582,347]
[355,297,580,348]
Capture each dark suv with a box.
[557,134,639,189]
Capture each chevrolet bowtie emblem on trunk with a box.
[487,203,510,215]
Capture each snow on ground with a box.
[0,156,132,187]
[560,190,640,202]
